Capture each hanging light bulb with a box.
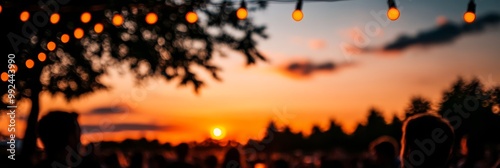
[81,12,92,23]
[292,0,303,22]
[145,12,158,24]
[112,13,124,26]
[464,0,476,24]
[236,0,248,20]
[387,0,400,21]
[50,13,60,24]
[186,8,198,24]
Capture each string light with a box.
[50,13,60,24]
[81,12,92,23]
[112,13,124,26]
[292,0,303,22]
[387,0,399,21]
[38,52,46,62]
[61,34,70,43]
[1,72,7,82]
[20,11,30,22]
[26,59,34,69]
[94,23,104,33]
[186,10,198,24]
[146,12,158,24]
[47,41,56,51]
[464,0,476,23]
[74,28,84,39]
[236,0,248,20]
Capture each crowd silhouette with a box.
[1,77,500,168]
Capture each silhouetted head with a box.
[149,153,168,168]
[401,113,454,168]
[37,111,81,158]
[204,155,218,168]
[222,147,241,168]
[129,151,144,168]
[370,136,399,163]
[175,143,190,161]
[104,152,121,168]
[273,159,289,168]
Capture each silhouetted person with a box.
[35,111,101,168]
[400,113,454,168]
[170,143,195,168]
[222,147,241,168]
[103,152,121,168]
[368,136,400,168]
[129,151,144,168]
[204,155,218,168]
[148,153,168,168]
[320,157,343,168]
[273,159,289,168]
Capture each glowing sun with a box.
[211,127,225,140]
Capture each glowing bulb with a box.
[47,41,56,51]
[145,12,158,24]
[185,11,198,24]
[236,8,248,20]
[292,9,303,22]
[61,34,70,43]
[94,23,104,33]
[26,59,34,69]
[50,13,60,24]
[20,11,30,22]
[74,28,84,39]
[0,5,3,14]
[1,72,8,82]
[464,12,476,23]
[112,14,124,26]
[81,12,91,23]
[387,7,400,21]
[38,52,46,62]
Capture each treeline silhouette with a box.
[94,77,500,159]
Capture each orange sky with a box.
[2,0,500,145]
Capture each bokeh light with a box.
[26,59,34,69]
[464,12,476,23]
[145,12,158,24]
[0,5,3,14]
[185,11,198,24]
[50,13,60,24]
[38,52,46,62]
[236,8,248,20]
[94,23,104,33]
[10,64,17,73]
[47,41,56,51]
[20,11,30,22]
[61,34,70,43]
[292,9,303,22]
[112,14,124,26]
[1,72,8,82]
[81,12,92,23]
[387,7,400,21]
[74,28,84,39]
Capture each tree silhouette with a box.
[1,0,268,165]
[404,96,431,119]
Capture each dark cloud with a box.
[85,106,129,115]
[81,123,172,133]
[382,13,500,51]
[279,59,354,78]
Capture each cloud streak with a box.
[81,123,173,133]
[84,106,129,115]
[380,13,500,52]
[278,59,354,78]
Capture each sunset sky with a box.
[2,0,500,145]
